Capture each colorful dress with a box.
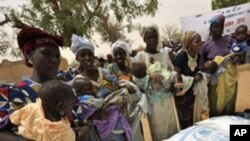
[0,79,40,124]
[107,63,132,81]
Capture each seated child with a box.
[72,76,132,141]
[230,25,249,64]
[8,80,78,141]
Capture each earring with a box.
[28,58,33,65]
[59,111,64,116]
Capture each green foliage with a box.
[12,0,158,46]
[212,0,250,10]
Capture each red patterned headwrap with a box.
[17,27,63,66]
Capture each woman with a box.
[134,24,180,141]
[70,34,132,141]
[0,27,63,140]
[200,15,237,117]
[174,31,209,129]
[108,39,132,81]
[108,39,146,141]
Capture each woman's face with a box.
[144,28,158,50]
[31,45,60,78]
[189,34,202,53]
[77,49,95,69]
[113,47,127,66]
[211,22,224,39]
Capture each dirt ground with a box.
[141,64,250,141]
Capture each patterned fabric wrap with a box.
[0,79,40,123]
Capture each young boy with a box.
[231,25,249,64]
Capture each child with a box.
[131,61,185,140]
[8,80,79,141]
[230,25,249,64]
[203,54,238,116]
[72,76,132,141]
[131,60,192,95]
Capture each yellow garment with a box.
[9,99,75,141]
[214,55,238,114]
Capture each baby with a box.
[8,80,77,141]
[131,60,194,97]
[73,76,104,109]
[131,60,174,92]
[72,76,132,141]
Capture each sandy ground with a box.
[141,64,250,141]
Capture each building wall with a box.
[0,57,68,83]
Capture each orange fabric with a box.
[9,99,75,141]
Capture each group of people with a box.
[0,14,249,141]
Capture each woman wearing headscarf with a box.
[70,34,133,141]
[108,39,149,141]
[200,15,238,117]
[134,24,180,141]
[174,31,209,129]
[108,39,133,80]
[0,27,64,140]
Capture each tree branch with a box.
[0,14,10,26]
[83,0,103,25]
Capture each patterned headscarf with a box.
[111,39,132,57]
[17,27,63,67]
[140,24,163,51]
[71,34,94,55]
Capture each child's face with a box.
[73,78,95,96]
[203,60,213,70]
[203,60,218,73]
[132,62,147,78]
[236,27,248,42]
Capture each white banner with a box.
[180,3,250,41]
